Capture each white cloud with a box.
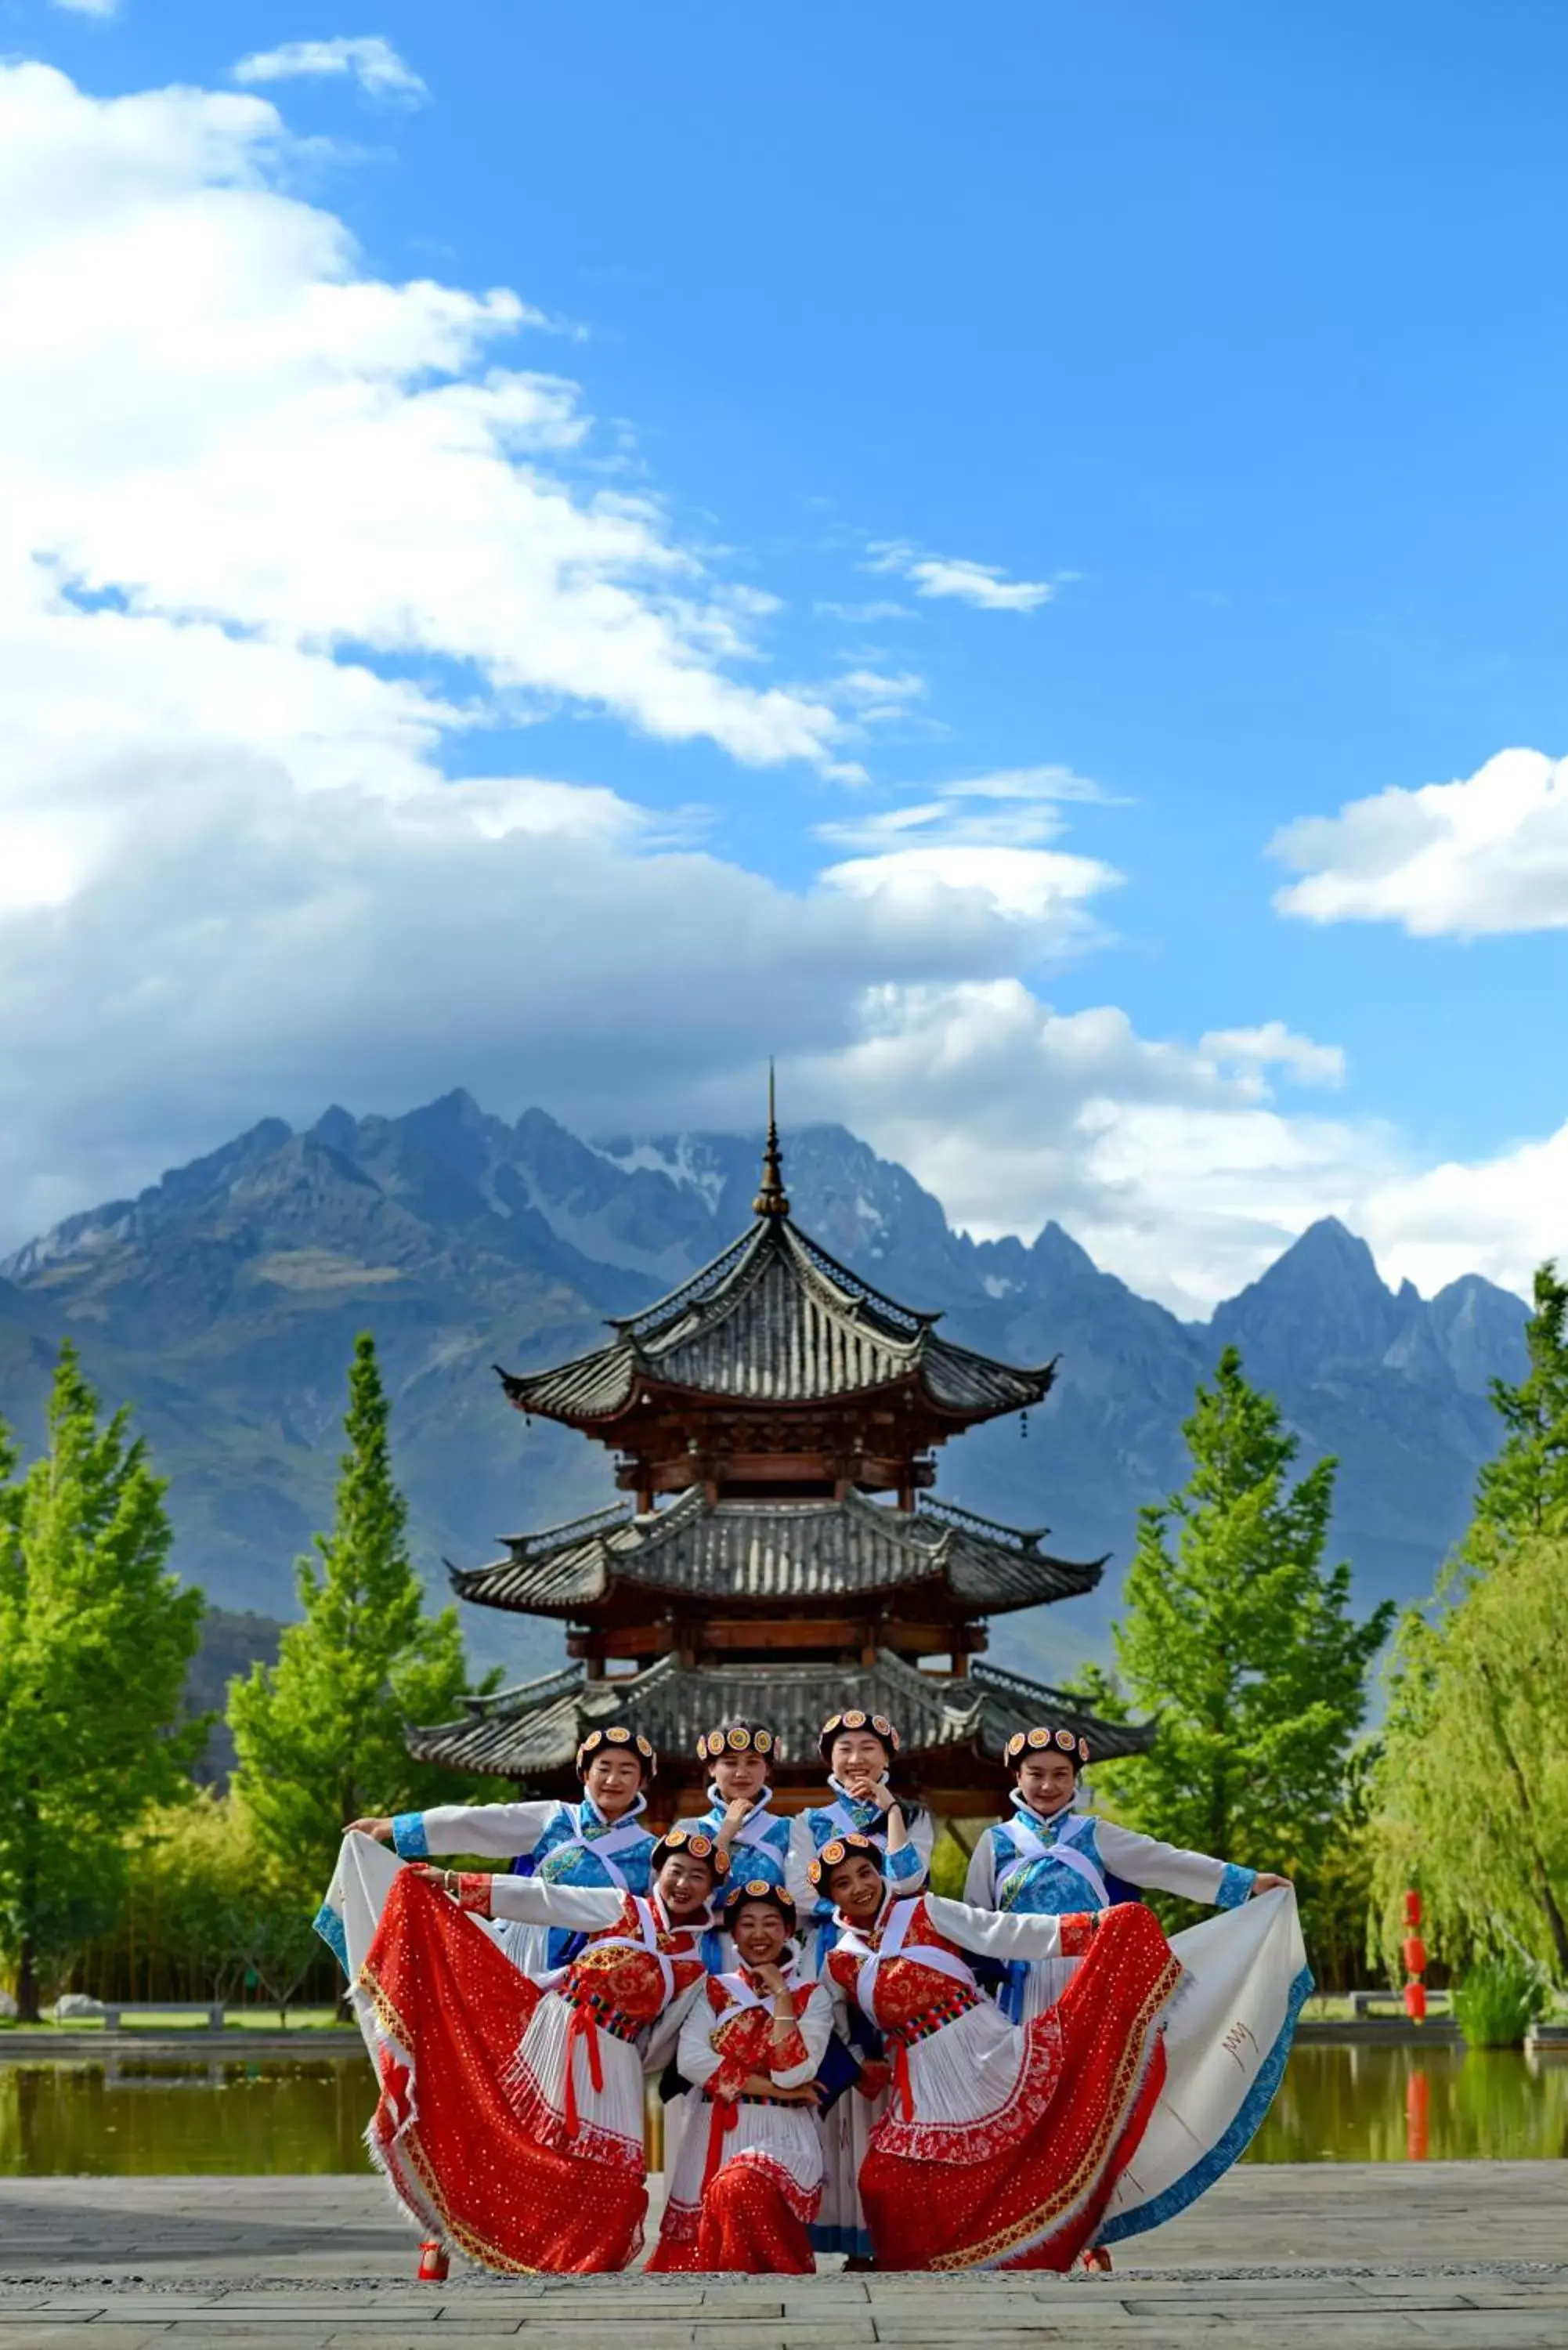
[1358,1125,1568,1300]
[233,35,426,103]
[0,60,1560,1320]
[867,541,1055,613]
[0,63,851,779]
[50,0,120,15]
[1198,1022,1346,1090]
[1273,747,1568,937]
[816,765,1117,941]
[814,598,916,623]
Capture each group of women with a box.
[317,1708,1310,2278]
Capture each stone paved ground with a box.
[0,2168,1565,2349]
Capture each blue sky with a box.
[2,1,1566,1307]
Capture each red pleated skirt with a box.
[359,1869,648,2274]
[858,1903,1180,2272]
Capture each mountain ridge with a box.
[0,1098,1530,1690]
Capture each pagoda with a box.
[406,1092,1151,1817]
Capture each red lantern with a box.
[1405,2067,1429,2160]
[1404,1981,1427,2023]
[1402,1935,1427,1976]
[1404,1889,1422,1928]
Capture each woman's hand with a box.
[854,2057,893,2100]
[750,1962,790,2000]
[846,1777,896,1815]
[1250,1872,1291,1895]
[344,1817,395,1841]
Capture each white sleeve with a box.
[675,1986,724,2090]
[785,1815,818,1914]
[1095,1820,1253,1907]
[482,1878,626,1929]
[404,1799,560,1860]
[772,1977,835,2088]
[925,1891,1069,1962]
[963,1828,999,1909]
[643,1974,704,2074]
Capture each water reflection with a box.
[1248,2045,1568,2163]
[0,2060,374,2176]
[1,2047,1564,2175]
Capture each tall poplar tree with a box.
[229,1332,479,1903]
[0,1347,204,2020]
[1100,1348,1393,1885]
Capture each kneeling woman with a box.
[652,1880,831,2275]
[815,1835,1180,2272]
[326,1824,724,2274]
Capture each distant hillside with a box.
[184,1608,285,1785]
[1,1094,1530,1690]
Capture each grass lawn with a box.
[0,2008,349,2033]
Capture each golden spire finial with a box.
[753,1060,789,1217]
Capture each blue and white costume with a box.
[790,1781,933,2262]
[792,1780,932,1959]
[965,1792,1255,2020]
[695,1786,793,1971]
[964,1775,1309,2253]
[390,1794,656,1974]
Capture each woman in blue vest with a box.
[693,1719,793,1969]
[964,1722,1304,2268]
[341,1724,659,1975]
[791,1711,931,1946]
[965,1723,1286,2015]
[789,1709,930,2265]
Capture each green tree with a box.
[0,1346,204,2020]
[1373,1532,1568,1980]
[229,1332,480,1904]
[1097,1347,1394,1894]
[1468,1262,1568,1562]
[1372,1267,1568,1983]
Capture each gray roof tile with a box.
[450,1488,1104,1616]
[404,1650,1153,1780]
[498,1217,1055,1423]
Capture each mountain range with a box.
[0,1093,1530,1701]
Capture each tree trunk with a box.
[16,1932,41,2026]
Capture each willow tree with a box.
[1373,1264,1568,1977]
[1372,1532,1567,1976]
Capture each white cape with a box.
[1097,1884,1311,2244]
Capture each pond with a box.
[1,2046,1565,2175]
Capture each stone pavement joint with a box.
[2,2168,1567,2347]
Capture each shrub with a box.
[1452,1958,1548,2048]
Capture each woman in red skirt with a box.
[651,1879,832,2274]
[338,1823,726,2274]
[813,1835,1180,2272]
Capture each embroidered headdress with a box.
[652,1825,728,1878]
[721,1876,797,1928]
[818,1709,900,1762]
[1005,1724,1091,1771]
[696,1719,777,1762]
[807,1831,883,1889]
[576,1725,656,1778]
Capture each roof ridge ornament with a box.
[752,1059,790,1218]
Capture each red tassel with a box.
[893,2040,915,2120]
